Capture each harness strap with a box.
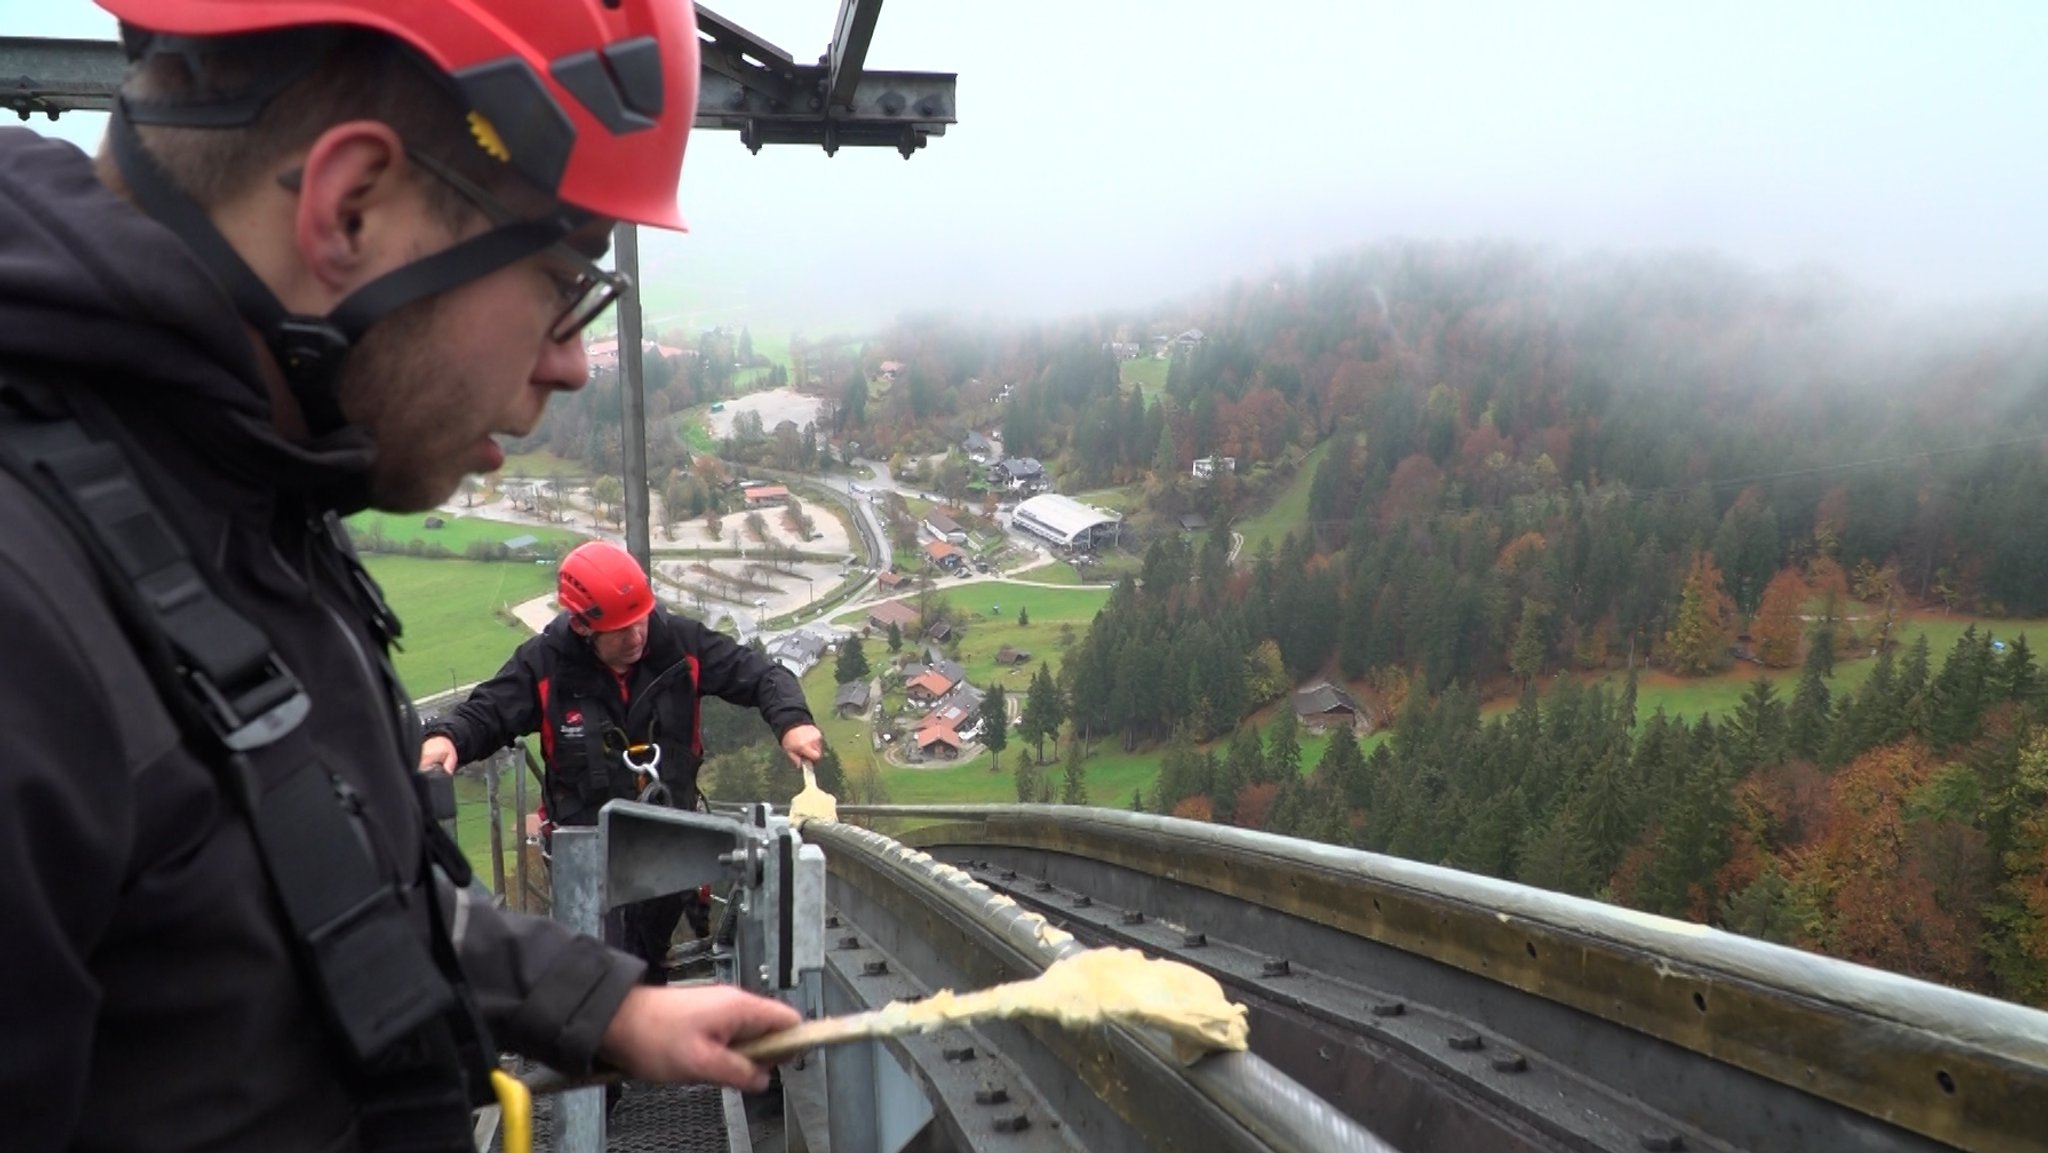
[0,384,493,1144]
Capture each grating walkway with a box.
[492,1075,729,1152]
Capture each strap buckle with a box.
[185,652,311,752]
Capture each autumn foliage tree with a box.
[1752,568,1809,668]
[1665,552,1736,676]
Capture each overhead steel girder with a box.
[0,36,119,120]
[827,0,885,111]
[0,20,955,156]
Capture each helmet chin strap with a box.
[108,99,571,438]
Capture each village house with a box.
[865,600,920,635]
[1293,681,1368,733]
[915,725,961,760]
[834,680,871,718]
[922,509,968,545]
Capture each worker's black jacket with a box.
[429,610,814,825]
[0,130,644,1151]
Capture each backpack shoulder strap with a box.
[0,381,491,1140]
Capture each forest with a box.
[852,242,2048,1004]
[535,240,2048,1004]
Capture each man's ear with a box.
[568,617,593,638]
[290,121,420,295]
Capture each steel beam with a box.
[0,27,955,156]
[0,36,122,120]
[828,0,886,110]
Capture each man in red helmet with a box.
[420,540,825,977]
[0,3,802,1151]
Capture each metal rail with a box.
[837,804,2048,1153]
[805,820,1400,1153]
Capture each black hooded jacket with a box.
[0,130,644,1151]
[430,610,814,825]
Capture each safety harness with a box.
[0,381,493,1153]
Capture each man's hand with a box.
[599,984,802,1091]
[780,723,825,767]
[418,734,460,775]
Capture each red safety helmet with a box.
[94,0,700,230]
[558,541,655,632]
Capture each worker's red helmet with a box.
[558,541,655,632]
[93,0,700,230]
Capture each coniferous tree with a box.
[1014,754,1039,803]
[1666,552,1736,676]
[1996,634,2036,702]
[1896,633,1931,736]
[1317,727,1369,811]
[979,684,1009,771]
[1806,621,1836,678]
[886,621,903,653]
[1265,709,1302,783]
[1017,605,1030,627]
[834,636,870,685]
[1061,736,1089,805]
[1787,665,1832,762]
[1729,676,1788,772]
[1020,663,1065,764]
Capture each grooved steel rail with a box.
[827,804,2048,1153]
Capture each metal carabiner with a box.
[623,741,672,806]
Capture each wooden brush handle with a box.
[736,1013,882,1063]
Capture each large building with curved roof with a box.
[1011,493,1120,551]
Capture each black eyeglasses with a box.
[282,151,630,344]
[404,150,630,344]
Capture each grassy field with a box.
[1235,439,1334,556]
[932,583,1111,688]
[451,771,522,886]
[678,408,719,454]
[349,511,586,553]
[1069,483,1146,514]
[1120,356,1170,400]
[1580,609,2045,724]
[365,556,555,693]
[497,450,586,479]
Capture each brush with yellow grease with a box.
[788,761,838,826]
[735,946,1251,1066]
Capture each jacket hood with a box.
[0,128,375,506]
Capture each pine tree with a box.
[1265,709,1302,783]
[1640,737,1736,919]
[834,636,870,684]
[1665,552,1736,676]
[1928,626,1989,751]
[1316,727,1369,811]
[1896,633,1931,736]
[1787,666,1832,762]
[1017,605,1030,627]
[1806,622,1836,678]
[1999,634,2037,701]
[886,621,903,653]
[1060,736,1089,805]
[979,684,1009,770]
[1510,597,1549,685]
[1219,723,1263,820]
[1021,663,1065,764]
[1014,756,1039,803]
[1729,676,1787,771]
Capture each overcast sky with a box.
[7,1,2047,333]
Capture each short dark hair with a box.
[115,24,520,221]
